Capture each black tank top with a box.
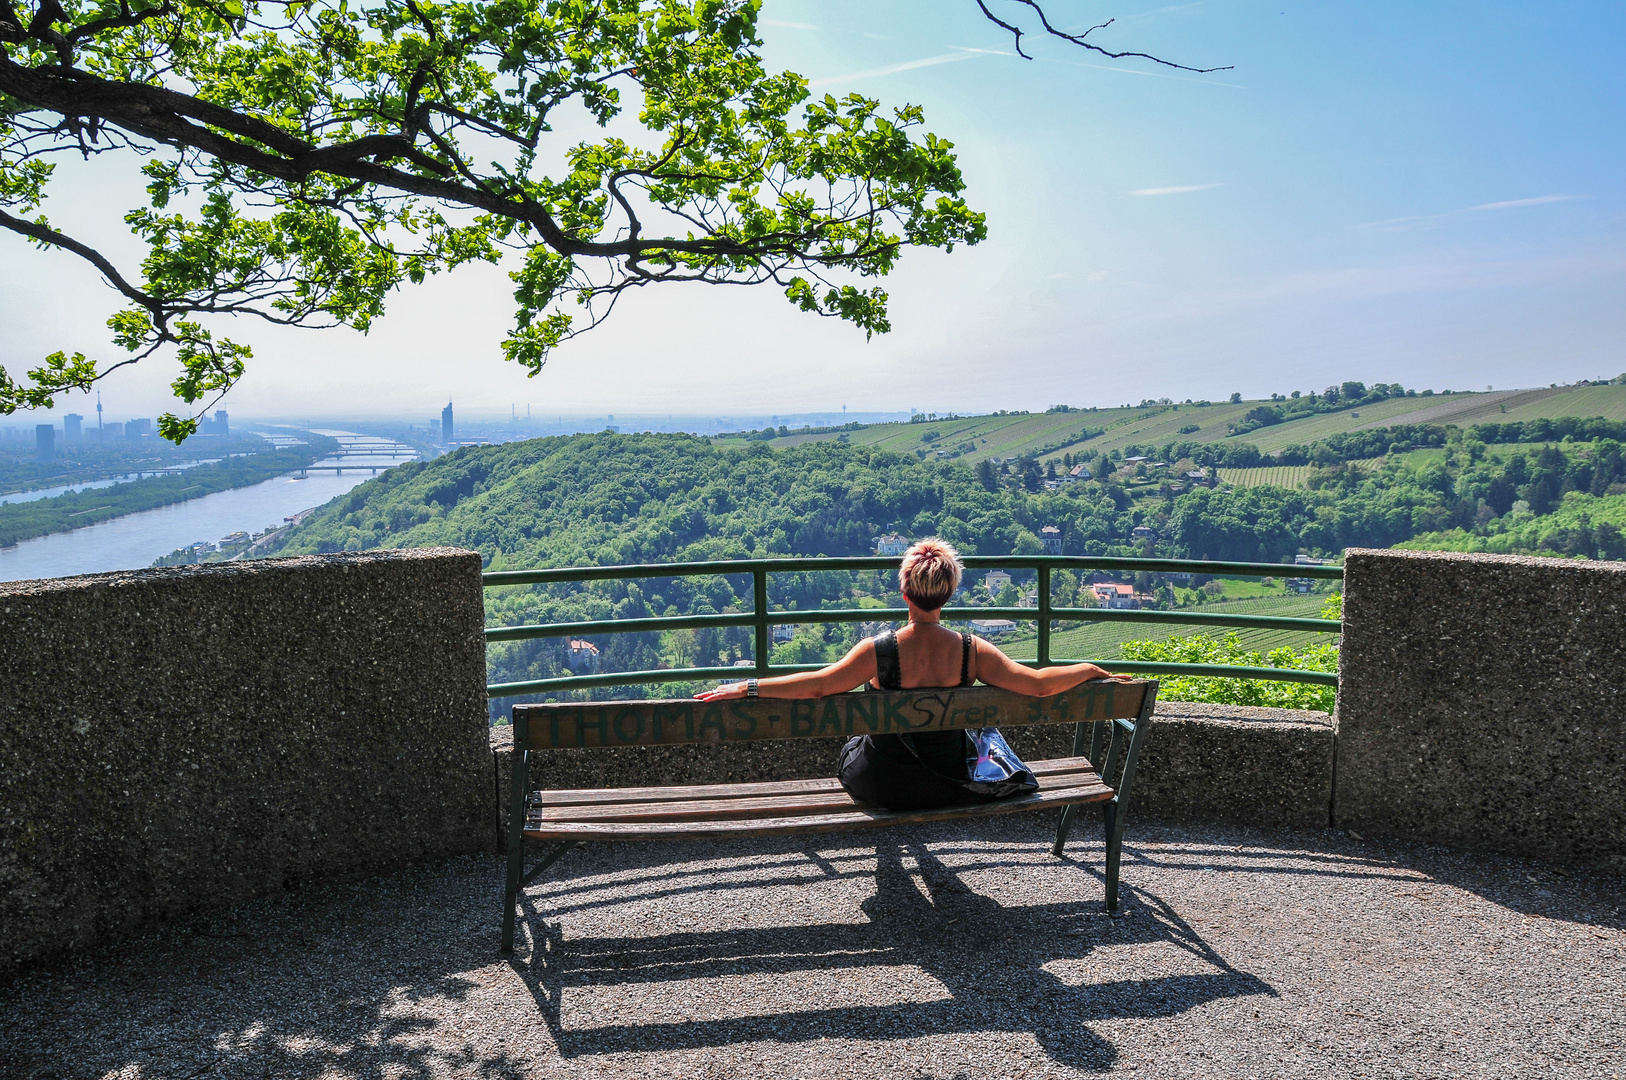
[869,629,974,774]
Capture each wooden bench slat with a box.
[527,768,1109,825]
[529,755,1106,808]
[520,780,1114,841]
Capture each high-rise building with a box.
[36,423,55,459]
[63,413,83,442]
[442,400,454,444]
[126,417,152,440]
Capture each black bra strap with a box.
[874,628,972,690]
[874,630,902,691]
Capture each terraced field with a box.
[1215,465,1315,489]
[1239,394,1476,452]
[717,384,1618,464]
[1491,384,1626,423]
[991,594,1336,664]
[767,410,1123,462]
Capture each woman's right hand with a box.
[695,680,749,701]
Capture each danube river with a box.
[0,435,416,583]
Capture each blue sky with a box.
[3,0,1622,421]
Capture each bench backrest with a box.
[511,680,1154,751]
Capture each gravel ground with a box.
[2,819,1622,1079]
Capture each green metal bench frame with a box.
[500,680,1158,955]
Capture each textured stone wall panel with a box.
[1335,548,1626,866]
[0,549,490,972]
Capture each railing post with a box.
[753,567,770,676]
[1037,565,1051,668]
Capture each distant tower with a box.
[214,409,229,436]
[63,413,83,442]
[442,400,454,444]
[96,391,103,438]
[36,423,55,459]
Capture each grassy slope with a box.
[728,389,1606,463]
[1240,395,1464,451]
[726,385,1626,467]
[995,595,1334,663]
[1492,385,1626,423]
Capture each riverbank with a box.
[0,447,330,549]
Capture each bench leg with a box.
[501,832,525,955]
[501,737,530,957]
[504,840,577,955]
[1050,804,1081,857]
[1104,798,1122,912]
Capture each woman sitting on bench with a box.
[697,538,1124,810]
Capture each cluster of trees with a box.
[1226,381,1420,436]
[1400,493,1626,561]
[1465,417,1626,445]
[1111,416,1626,475]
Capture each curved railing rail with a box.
[483,555,1344,698]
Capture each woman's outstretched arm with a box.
[695,639,877,701]
[971,637,1128,696]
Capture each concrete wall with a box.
[0,549,491,973]
[489,701,1334,851]
[1335,548,1626,868]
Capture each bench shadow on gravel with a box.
[510,838,1275,1073]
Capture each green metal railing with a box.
[482,555,1344,698]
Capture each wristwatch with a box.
[745,678,759,697]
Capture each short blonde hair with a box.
[899,538,962,611]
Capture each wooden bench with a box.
[501,679,1158,955]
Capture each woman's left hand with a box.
[695,681,748,701]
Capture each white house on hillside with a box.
[1040,525,1064,555]
[874,533,909,556]
[983,569,1013,594]
[565,639,601,671]
[1092,583,1138,610]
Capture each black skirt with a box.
[838,730,981,811]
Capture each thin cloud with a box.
[808,52,977,88]
[1470,194,1580,211]
[1352,194,1584,230]
[1129,183,1222,196]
